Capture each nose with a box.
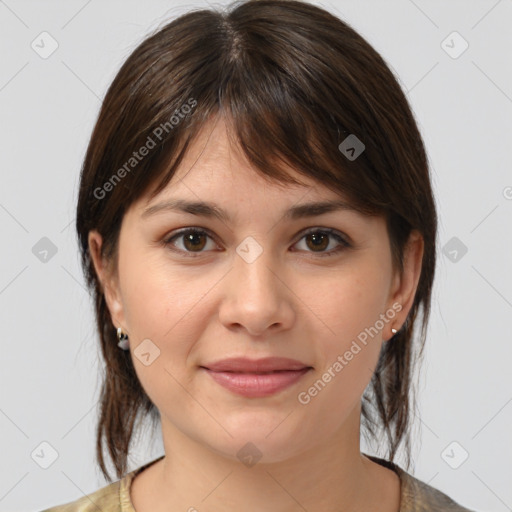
[217,244,295,337]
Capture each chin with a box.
[201,416,314,466]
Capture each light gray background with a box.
[1,1,511,511]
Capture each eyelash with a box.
[162,227,350,259]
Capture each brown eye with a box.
[163,227,350,259]
[304,232,330,252]
[164,228,216,256]
[182,231,208,251]
[293,228,350,258]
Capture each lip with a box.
[200,357,313,398]
[202,356,311,373]
[202,368,312,397]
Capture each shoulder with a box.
[36,456,164,512]
[399,470,476,511]
[365,454,477,511]
[37,479,122,512]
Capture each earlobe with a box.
[87,230,125,330]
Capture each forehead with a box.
[124,114,386,238]
[141,116,349,212]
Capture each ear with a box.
[88,230,127,332]
[384,229,424,341]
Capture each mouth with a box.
[202,369,306,374]
[201,356,312,373]
[199,358,313,398]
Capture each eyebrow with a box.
[141,198,359,222]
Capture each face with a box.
[89,116,422,465]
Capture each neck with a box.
[133,405,400,512]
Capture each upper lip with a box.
[201,357,311,373]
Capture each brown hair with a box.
[76,0,437,481]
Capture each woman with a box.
[40,0,476,510]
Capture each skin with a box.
[89,115,424,512]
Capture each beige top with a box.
[39,454,476,512]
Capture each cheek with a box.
[297,293,385,432]
[118,249,219,392]
[312,266,389,352]
[119,255,213,418]
[119,245,207,339]
[299,266,389,408]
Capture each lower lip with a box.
[202,367,312,398]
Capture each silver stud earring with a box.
[391,327,398,334]
[117,327,130,350]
